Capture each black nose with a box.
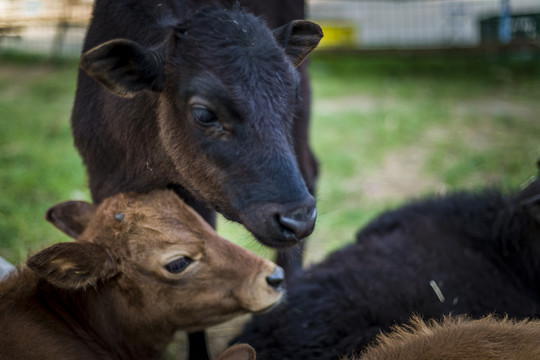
[266,266,285,289]
[277,204,317,240]
[239,195,317,249]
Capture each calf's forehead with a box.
[83,191,212,248]
[171,8,298,116]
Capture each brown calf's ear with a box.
[46,201,97,239]
[27,242,118,290]
[80,38,164,98]
[273,20,323,67]
[217,344,256,360]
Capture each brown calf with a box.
[0,190,283,360]
[357,315,540,360]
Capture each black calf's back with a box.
[233,186,540,360]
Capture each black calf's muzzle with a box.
[278,205,317,241]
[240,195,317,249]
[276,195,317,242]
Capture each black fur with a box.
[72,1,321,249]
[233,180,540,360]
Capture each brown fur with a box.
[356,315,540,360]
[0,190,282,360]
[217,344,257,360]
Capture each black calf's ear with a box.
[80,39,164,98]
[273,20,323,67]
[46,201,97,239]
[216,344,256,360]
[27,242,117,289]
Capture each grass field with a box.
[1,51,539,266]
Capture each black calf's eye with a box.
[191,105,221,129]
[164,257,192,274]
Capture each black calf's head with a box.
[79,8,322,248]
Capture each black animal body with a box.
[233,172,540,360]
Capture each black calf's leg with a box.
[188,331,210,360]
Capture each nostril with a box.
[278,207,317,240]
[266,266,285,289]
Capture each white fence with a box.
[0,0,92,56]
[1,0,539,57]
[309,0,540,50]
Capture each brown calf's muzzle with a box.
[245,263,285,314]
[238,266,285,314]
[203,233,285,315]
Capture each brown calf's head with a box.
[217,344,256,360]
[79,7,323,248]
[28,189,284,332]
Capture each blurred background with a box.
[1,0,540,263]
[0,0,539,358]
[1,0,539,56]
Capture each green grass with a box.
[306,53,540,260]
[0,55,88,262]
[1,52,540,266]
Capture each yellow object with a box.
[317,21,356,48]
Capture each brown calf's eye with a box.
[164,257,192,274]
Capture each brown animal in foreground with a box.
[356,315,540,360]
[0,190,283,360]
